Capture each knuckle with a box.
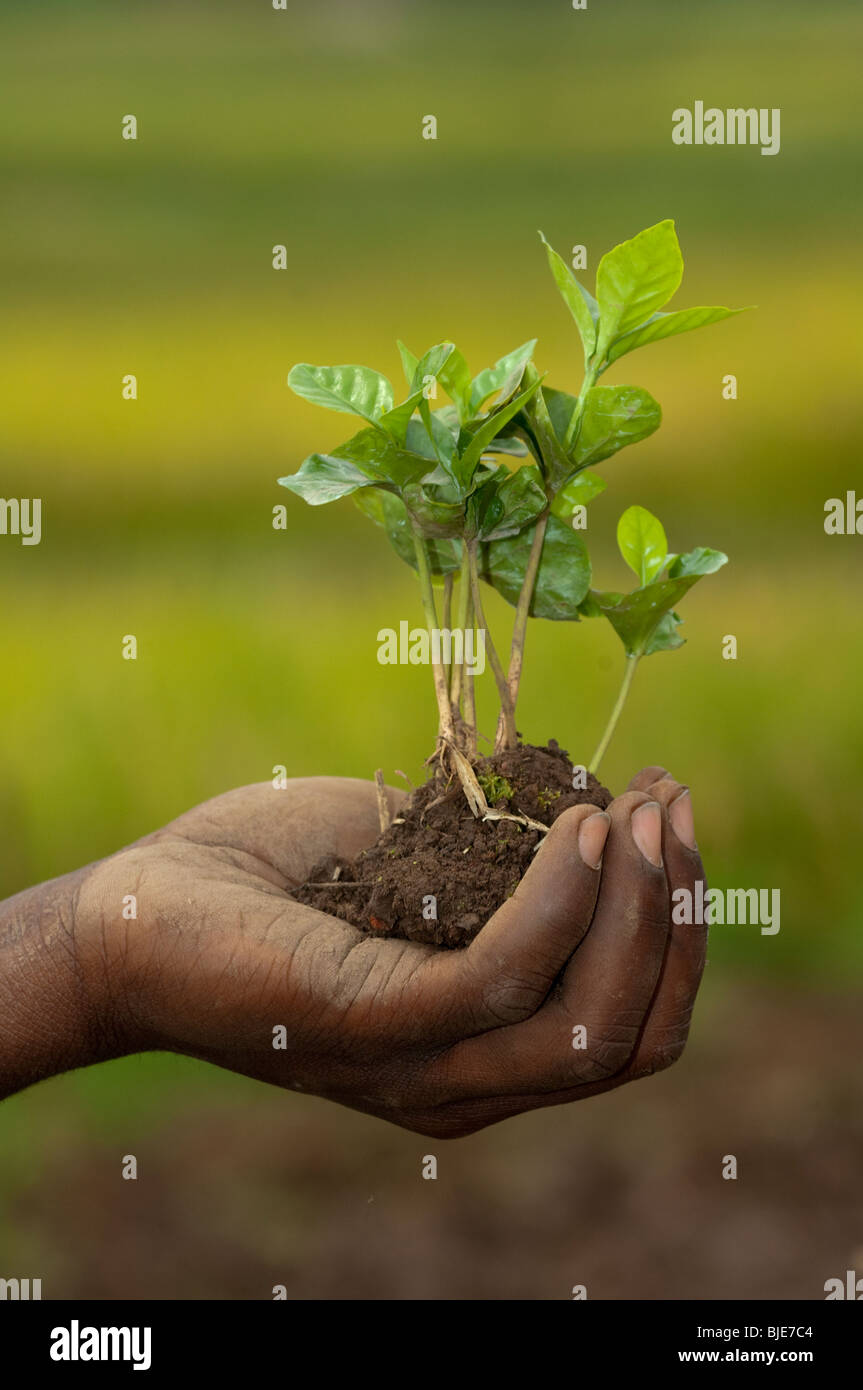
[480,972,546,1027]
[582,1033,635,1081]
[639,1036,687,1076]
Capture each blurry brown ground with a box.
[8,974,861,1301]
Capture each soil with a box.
[292,740,613,948]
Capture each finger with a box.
[424,791,671,1101]
[627,765,672,793]
[450,803,611,1029]
[621,779,707,1075]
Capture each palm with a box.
[75,770,707,1136]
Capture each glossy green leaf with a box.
[410,342,455,396]
[380,388,424,445]
[422,407,460,476]
[590,579,693,656]
[436,346,473,423]
[397,341,419,387]
[571,385,662,468]
[333,425,437,488]
[355,488,461,574]
[668,546,728,578]
[278,454,379,506]
[607,305,747,365]
[469,340,537,415]
[288,363,394,426]
[617,505,668,586]
[518,371,574,492]
[480,434,529,458]
[472,463,546,541]
[405,416,439,460]
[539,232,598,362]
[401,480,466,538]
[590,538,726,657]
[645,610,685,654]
[480,514,591,620]
[549,470,606,521]
[458,371,545,487]
[595,220,683,361]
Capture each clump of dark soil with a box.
[292,740,612,948]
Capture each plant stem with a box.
[496,364,599,749]
[589,655,640,774]
[411,525,455,743]
[442,572,454,693]
[448,547,471,719]
[503,508,549,714]
[467,539,517,748]
[463,587,477,757]
[563,363,598,452]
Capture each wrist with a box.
[0,864,129,1100]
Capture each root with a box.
[374,768,391,833]
[444,739,549,837]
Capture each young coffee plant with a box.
[279,219,745,793]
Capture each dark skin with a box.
[0,767,705,1137]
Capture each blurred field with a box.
[1,0,861,1299]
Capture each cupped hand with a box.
[73,768,706,1137]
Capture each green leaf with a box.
[480,434,529,458]
[458,371,544,488]
[469,340,537,415]
[607,305,748,365]
[278,454,379,506]
[645,610,685,655]
[473,463,547,541]
[590,537,727,657]
[668,546,728,578]
[422,407,460,476]
[539,231,598,362]
[595,220,683,362]
[519,372,574,492]
[401,481,466,538]
[549,471,606,521]
[355,488,461,574]
[436,346,473,424]
[379,388,424,445]
[410,342,455,396]
[591,577,699,657]
[330,425,436,490]
[572,385,662,468]
[397,341,419,387]
[480,514,591,620]
[405,417,439,460]
[617,505,668,586]
[288,363,394,427]
[414,345,457,467]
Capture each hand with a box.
[0,769,706,1137]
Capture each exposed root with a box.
[374,768,391,833]
[444,738,549,837]
[483,807,549,835]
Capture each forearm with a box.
[0,865,123,1100]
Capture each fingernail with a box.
[632,801,663,867]
[577,811,611,870]
[669,788,697,850]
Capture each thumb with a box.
[464,804,611,1025]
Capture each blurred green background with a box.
[1,0,861,1299]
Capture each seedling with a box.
[279,219,744,789]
